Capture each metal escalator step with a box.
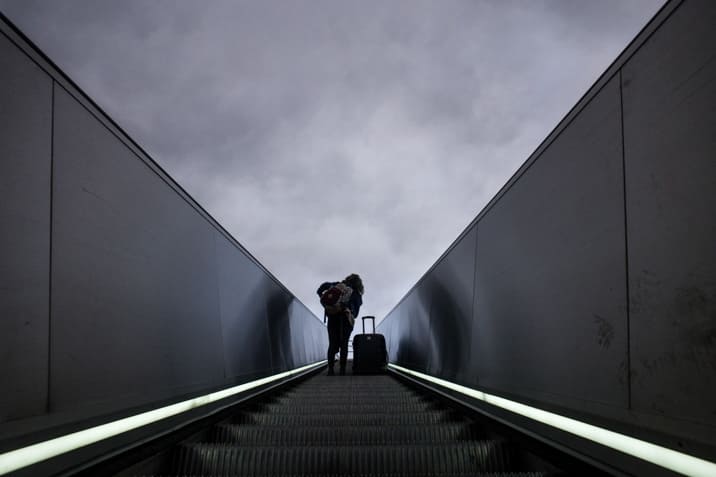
[292,383,404,389]
[277,392,427,402]
[284,385,413,393]
[278,390,427,398]
[286,384,412,390]
[139,473,548,477]
[279,388,425,397]
[288,388,411,395]
[280,394,424,404]
[124,374,565,477]
[173,441,520,475]
[232,410,465,427]
[250,401,437,414]
[284,390,417,399]
[211,422,486,445]
[291,381,403,384]
[287,381,408,388]
[272,396,430,407]
[288,382,408,393]
[297,378,399,383]
[293,381,403,387]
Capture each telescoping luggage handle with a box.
[362,316,376,334]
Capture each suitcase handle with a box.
[362,316,376,334]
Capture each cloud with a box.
[0,0,665,327]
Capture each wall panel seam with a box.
[46,80,55,414]
[469,226,479,381]
[618,69,632,411]
[213,233,229,381]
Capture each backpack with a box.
[320,282,353,316]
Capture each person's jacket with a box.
[317,281,362,322]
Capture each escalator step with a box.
[277,390,427,399]
[288,384,411,388]
[287,382,402,392]
[141,472,552,477]
[211,422,486,445]
[278,395,424,404]
[293,376,397,383]
[173,442,521,475]
[232,410,465,426]
[278,389,426,396]
[271,396,430,407]
[125,372,564,476]
[249,401,437,414]
[287,383,408,393]
[283,390,419,397]
[285,379,412,386]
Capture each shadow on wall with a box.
[396,335,423,371]
[390,224,476,382]
[425,273,471,383]
[221,273,274,381]
[265,278,294,372]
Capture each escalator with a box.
[112,368,586,476]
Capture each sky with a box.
[0,0,664,328]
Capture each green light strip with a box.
[389,363,715,477]
[0,361,326,475]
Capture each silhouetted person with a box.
[317,273,364,375]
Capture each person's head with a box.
[343,273,364,295]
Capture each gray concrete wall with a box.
[0,15,327,441]
[379,0,716,461]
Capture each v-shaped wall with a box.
[1,0,715,470]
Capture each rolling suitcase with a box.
[352,316,388,374]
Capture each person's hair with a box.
[344,273,364,295]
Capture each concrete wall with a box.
[0,14,327,442]
[379,0,716,461]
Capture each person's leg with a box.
[326,316,340,375]
[338,320,352,375]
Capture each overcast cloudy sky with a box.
[1,0,664,327]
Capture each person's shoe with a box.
[327,367,335,376]
[339,368,346,376]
